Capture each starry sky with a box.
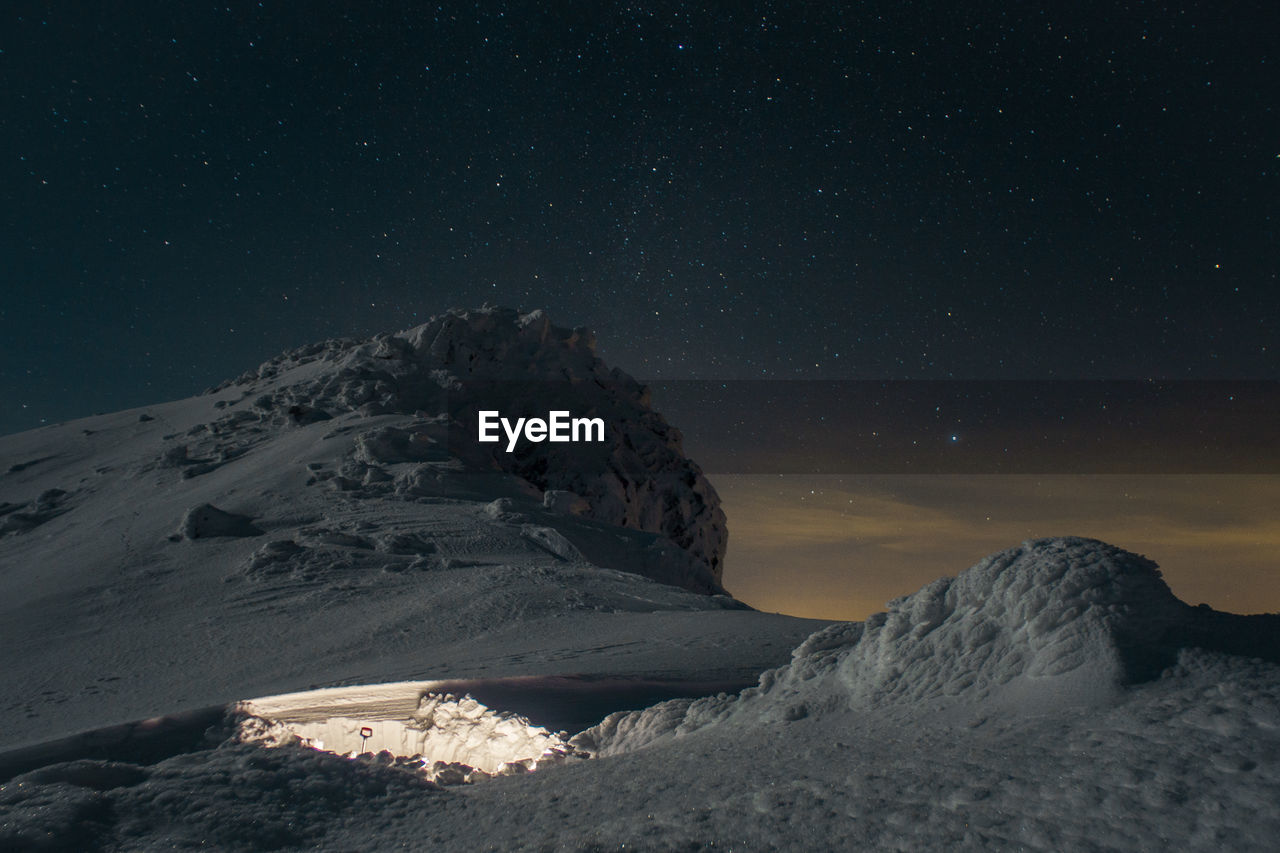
[2,3,1277,616]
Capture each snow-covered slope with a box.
[3,537,1278,851]
[0,307,824,753]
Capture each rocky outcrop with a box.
[211,306,727,591]
[179,504,263,540]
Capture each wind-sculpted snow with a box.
[577,537,1280,756]
[829,536,1190,707]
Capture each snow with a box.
[237,682,580,777]
[5,530,1277,850]
[2,308,1278,850]
[576,537,1280,756]
[0,307,819,754]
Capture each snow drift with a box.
[576,537,1280,755]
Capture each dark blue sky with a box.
[2,1,1276,435]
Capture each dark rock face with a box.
[211,307,728,591]
[180,504,263,540]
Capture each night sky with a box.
[2,3,1277,616]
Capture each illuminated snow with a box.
[236,681,582,781]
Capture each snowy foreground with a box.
[4,538,1279,851]
[2,309,1278,850]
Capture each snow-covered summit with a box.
[208,305,727,587]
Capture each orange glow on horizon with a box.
[716,475,1280,623]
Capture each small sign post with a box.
[359,726,373,755]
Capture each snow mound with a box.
[828,536,1188,707]
[578,537,1280,755]
[211,305,726,591]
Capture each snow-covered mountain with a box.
[203,305,729,589]
[0,307,821,754]
[2,309,1278,851]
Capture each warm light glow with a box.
[718,474,1280,621]
[237,682,583,783]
